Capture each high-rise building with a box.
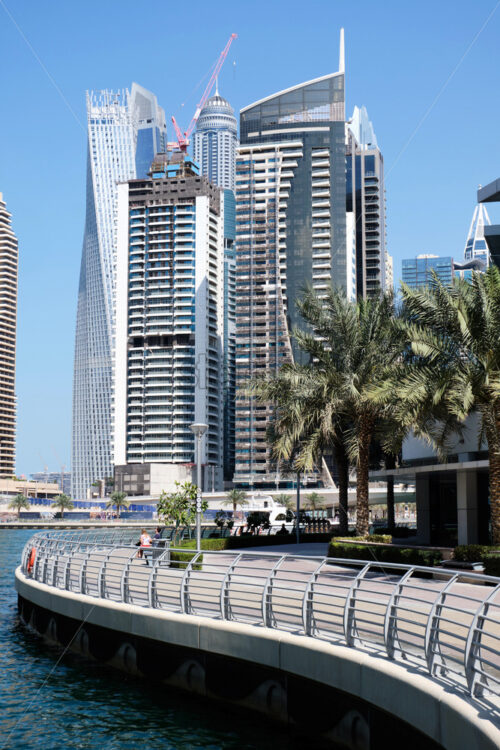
[194,89,238,481]
[402,254,454,289]
[233,31,353,488]
[193,88,238,191]
[72,84,167,500]
[464,203,491,268]
[348,105,388,298]
[113,153,224,492]
[0,194,17,476]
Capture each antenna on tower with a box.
[339,28,345,73]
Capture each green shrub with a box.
[453,545,491,562]
[483,554,500,577]
[328,542,442,567]
[339,534,392,544]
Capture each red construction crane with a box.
[169,33,237,152]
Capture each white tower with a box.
[464,203,491,267]
[192,90,238,191]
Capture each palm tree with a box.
[222,489,248,521]
[274,493,294,512]
[106,491,130,518]
[305,491,325,518]
[377,267,500,544]
[52,493,74,519]
[9,494,30,517]
[250,365,351,535]
[250,286,403,536]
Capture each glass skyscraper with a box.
[348,105,391,298]
[72,84,166,500]
[234,31,353,487]
[401,254,454,289]
[464,203,491,268]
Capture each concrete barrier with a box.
[15,567,500,750]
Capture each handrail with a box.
[18,529,500,709]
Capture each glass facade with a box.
[402,255,454,289]
[234,70,349,487]
[72,85,167,500]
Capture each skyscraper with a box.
[194,89,238,480]
[233,31,351,488]
[72,84,167,500]
[464,203,491,267]
[113,153,224,493]
[402,254,454,289]
[0,193,17,476]
[193,88,238,191]
[348,105,390,298]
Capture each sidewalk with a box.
[241,542,330,557]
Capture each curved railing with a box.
[19,530,500,709]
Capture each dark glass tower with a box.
[234,31,352,487]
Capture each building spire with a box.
[339,28,345,73]
[215,76,219,96]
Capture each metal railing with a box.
[20,530,500,710]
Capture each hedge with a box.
[170,533,333,552]
[453,545,500,577]
[328,542,442,567]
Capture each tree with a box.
[9,494,30,517]
[377,267,500,544]
[246,511,270,535]
[305,491,325,518]
[52,493,74,519]
[250,286,404,536]
[106,491,130,518]
[157,481,208,536]
[222,488,248,521]
[275,493,294,512]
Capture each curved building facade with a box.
[72,85,166,500]
[234,33,353,487]
[193,92,237,191]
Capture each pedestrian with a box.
[137,528,152,558]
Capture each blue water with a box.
[0,530,297,750]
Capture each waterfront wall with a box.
[15,568,500,750]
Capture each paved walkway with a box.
[242,542,330,557]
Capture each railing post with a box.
[261,556,286,629]
[98,548,115,599]
[343,563,371,647]
[464,583,500,697]
[121,550,136,604]
[383,567,415,659]
[180,552,203,615]
[219,553,243,621]
[79,545,95,595]
[424,573,458,678]
[302,560,326,637]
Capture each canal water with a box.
[0,529,300,750]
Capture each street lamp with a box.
[190,422,208,551]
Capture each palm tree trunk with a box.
[385,454,396,534]
[489,446,500,545]
[356,425,372,537]
[335,443,349,536]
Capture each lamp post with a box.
[190,422,208,551]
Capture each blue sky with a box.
[1,0,499,476]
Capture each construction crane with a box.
[169,33,237,153]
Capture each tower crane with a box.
[169,33,237,153]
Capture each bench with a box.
[142,546,170,566]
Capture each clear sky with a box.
[1,0,499,477]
